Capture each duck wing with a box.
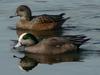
[31,13,70,24]
[44,37,67,47]
[59,35,90,47]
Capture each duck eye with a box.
[19,8,24,11]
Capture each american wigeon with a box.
[13,33,90,54]
[10,5,70,31]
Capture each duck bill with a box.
[18,65,25,71]
[9,15,18,18]
[14,42,22,48]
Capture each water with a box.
[0,0,100,75]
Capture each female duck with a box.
[10,5,70,31]
[13,33,90,54]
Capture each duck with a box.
[13,33,90,54]
[10,5,70,31]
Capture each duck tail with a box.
[74,38,90,48]
[59,13,66,17]
[59,13,71,21]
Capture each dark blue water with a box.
[0,0,100,75]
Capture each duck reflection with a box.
[17,55,38,72]
[16,28,63,39]
[14,52,82,72]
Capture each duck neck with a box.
[20,15,31,21]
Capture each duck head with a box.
[14,33,38,49]
[10,5,32,20]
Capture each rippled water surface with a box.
[0,0,100,75]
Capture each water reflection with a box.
[16,55,38,72]
[14,51,82,72]
[16,29,63,39]
[13,49,100,72]
[80,49,100,58]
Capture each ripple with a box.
[8,26,16,30]
[32,8,70,12]
[34,0,48,3]
[80,4,100,9]
[92,15,100,18]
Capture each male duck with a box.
[10,5,70,31]
[13,33,90,54]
